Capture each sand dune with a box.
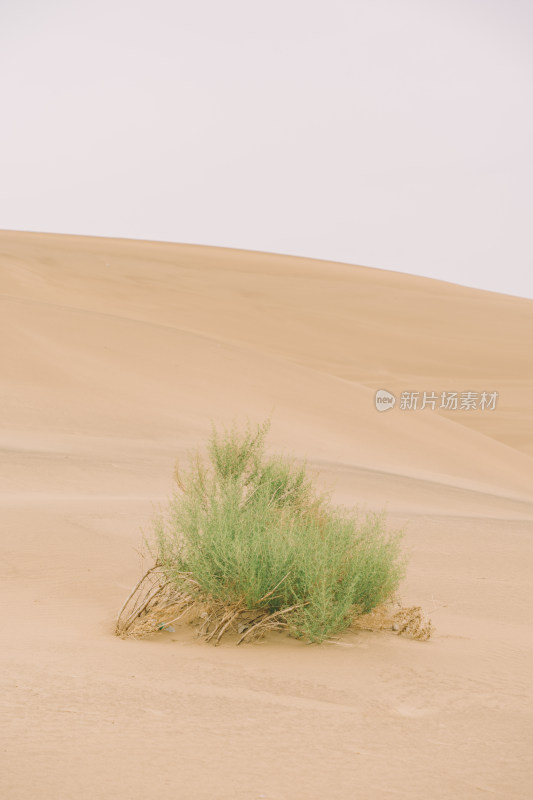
[1,230,532,799]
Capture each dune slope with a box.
[1,231,532,800]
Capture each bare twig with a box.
[115,566,158,630]
[257,572,291,604]
[237,602,308,644]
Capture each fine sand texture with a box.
[1,230,532,799]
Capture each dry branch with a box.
[351,601,433,640]
[116,570,433,644]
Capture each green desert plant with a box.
[117,420,408,643]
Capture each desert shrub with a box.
[119,421,406,643]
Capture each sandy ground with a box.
[1,230,532,799]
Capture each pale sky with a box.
[1,0,532,298]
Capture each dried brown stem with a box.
[115,566,157,630]
[237,602,307,644]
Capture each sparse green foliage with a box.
[144,421,406,643]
